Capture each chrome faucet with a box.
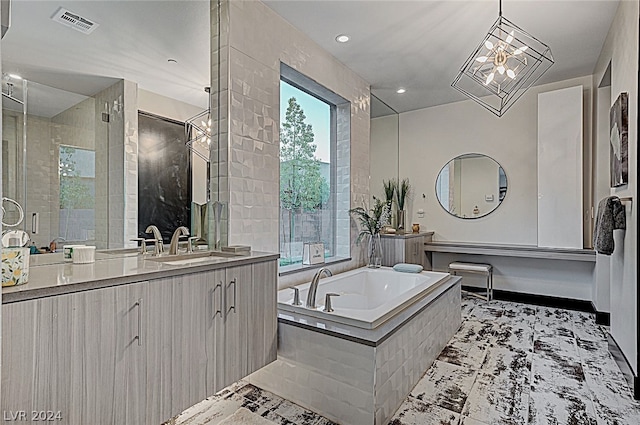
[145,225,164,255]
[306,268,332,309]
[169,226,190,255]
[49,237,66,253]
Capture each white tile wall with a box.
[214,0,370,276]
[94,80,138,249]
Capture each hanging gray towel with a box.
[593,196,626,255]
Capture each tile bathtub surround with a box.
[174,295,640,425]
[248,284,461,425]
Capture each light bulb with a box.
[497,65,505,75]
[514,46,528,55]
[485,40,494,50]
[485,72,495,85]
[506,31,514,44]
[476,56,488,63]
[507,69,516,79]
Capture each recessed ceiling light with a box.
[8,74,22,80]
[396,88,406,94]
[335,34,350,43]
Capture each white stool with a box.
[448,262,493,302]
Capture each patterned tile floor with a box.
[168,295,640,425]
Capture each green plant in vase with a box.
[396,178,411,231]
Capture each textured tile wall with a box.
[51,96,96,244]
[215,0,371,279]
[122,80,139,247]
[24,114,53,248]
[93,80,137,249]
[249,322,376,424]
[374,285,461,424]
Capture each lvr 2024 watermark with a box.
[3,411,62,421]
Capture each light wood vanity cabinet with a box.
[380,233,432,268]
[2,281,148,425]
[1,259,278,425]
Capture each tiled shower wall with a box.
[213,0,371,285]
[94,80,138,249]
[51,96,96,244]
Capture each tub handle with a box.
[323,293,340,313]
[291,287,302,306]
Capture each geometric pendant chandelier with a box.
[185,86,212,162]
[451,0,554,117]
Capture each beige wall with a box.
[370,115,399,204]
[397,75,593,245]
[593,0,638,375]
[215,0,371,287]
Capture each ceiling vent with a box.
[51,7,99,35]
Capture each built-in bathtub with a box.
[250,267,462,425]
[278,267,451,329]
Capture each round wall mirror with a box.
[435,154,507,219]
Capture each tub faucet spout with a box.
[306,268,332,309]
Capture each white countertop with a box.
[2,250,279,303]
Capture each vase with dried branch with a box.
[396,178,411,231]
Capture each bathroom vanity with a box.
[1,251,278,425]
[379,231,433,268]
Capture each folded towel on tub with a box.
[393,263,423,273]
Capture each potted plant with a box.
[382,178,396,230]
[396,178,411,231]
[349,197,391,267]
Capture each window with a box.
[279,65,350,270]
[59,145,95,241]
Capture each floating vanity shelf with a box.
[424,241,596,263]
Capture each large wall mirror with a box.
[435,153,508,219]
[369,94,399,203]
[1,0,213,251]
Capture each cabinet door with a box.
[147,271,221,420]
[248,260,278,372]
[74,282,147,425]
[220,265,252,388]
[205,269,228,395]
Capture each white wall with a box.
[594,85,612,314]
[458,157,499,218]
[370,115,398,202]
[216,0,371,288]
[138,88,202,122]
[398,75,593,245]
[593,0,638,375]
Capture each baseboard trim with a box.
[461,286,595,313]
[591,302,611,326]
[608,334,640,400]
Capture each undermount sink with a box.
[145,250,245,265]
